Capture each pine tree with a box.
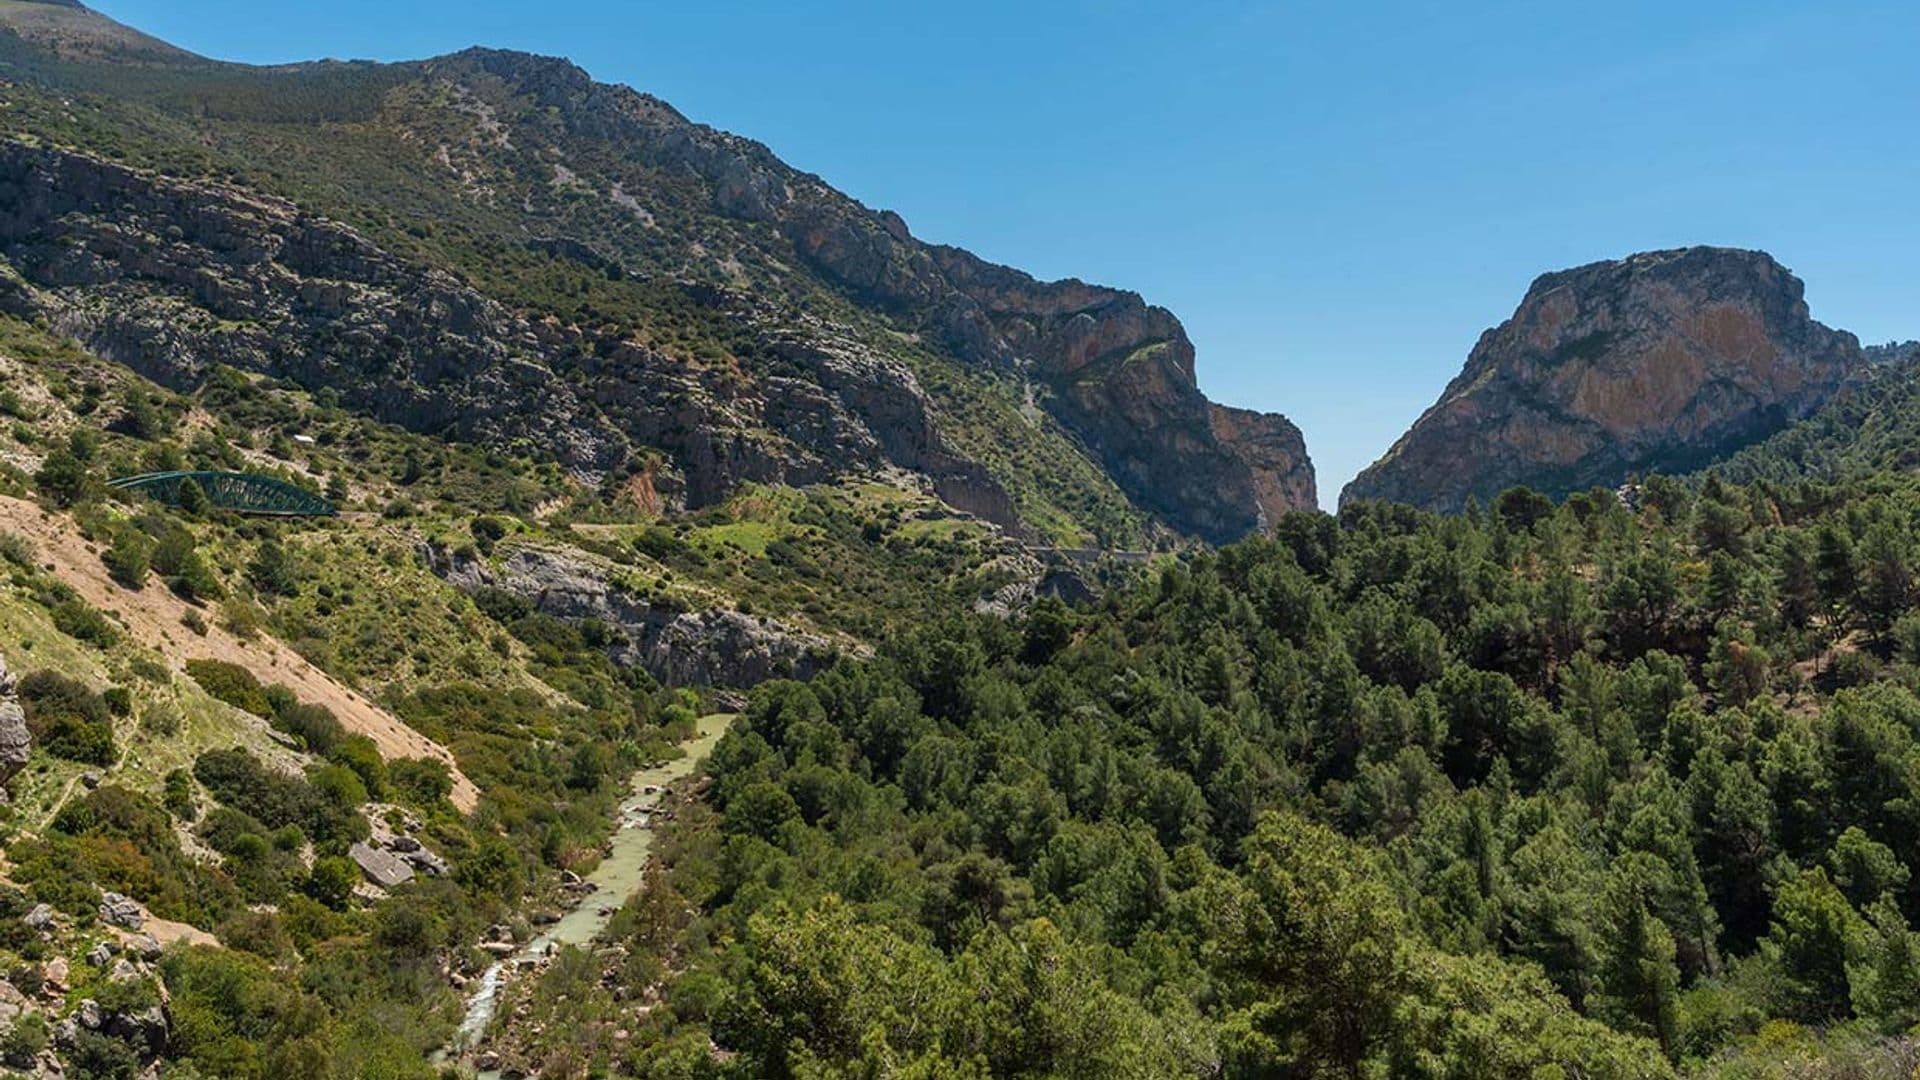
[1597,874,1681,1056]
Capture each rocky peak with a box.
[1342,247,1864,511]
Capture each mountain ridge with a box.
[0,6,1313,544]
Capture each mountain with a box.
[1341,247,1863,510]
[0,3,1312,546]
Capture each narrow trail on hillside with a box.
[0,496,480,811]
[442,712,736,1069]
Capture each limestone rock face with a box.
[1342,248,1864,511]
[428,543,852,688]
[349,842,415,889]
[0,652,28,787]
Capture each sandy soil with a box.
[0,496,479,811]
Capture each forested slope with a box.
[484,472,1920,1078]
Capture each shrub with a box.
[327,735,386,798]
[0,530,33,567]
[49,599,118,647]
[305,855,358,910]
[16,671,117,766]
[33,448,88,507]
[276,702,344,755]
[0,1012,47,1068]
[154,532,223,602]
[247,541,297,597]
[192,748,362,843]
[163,768,196,820]
[101,529,152,590]
[388,758,453,808]
[175,477,211,517]
[184,660,271,717]
[471,515,511,554]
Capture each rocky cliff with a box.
[0,140,1032,529]
[427,542,851,687]
[0,650,28,794]
[414,47,1317,540]
[0,14,1313,544]
[1342,247,1864,511]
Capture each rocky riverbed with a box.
[441,712,735,1072]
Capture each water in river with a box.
[443,712,736,1066]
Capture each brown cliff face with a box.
[1341,248,1864,511]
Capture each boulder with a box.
[98,892,144,930]
[348,842,414,888]
[102,1002,169,1054]
[23,904,54,931]
[401,847,450,877]
[0,652,29,784]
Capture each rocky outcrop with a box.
[349,841,415,888]
[927,247,1315,540]
[97,892,144,930]
[0,651,29,789]
[428,542,850,687]
[1342,248,1865,511]
[1865,341,1920,367]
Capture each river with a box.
[440,712,736,1068]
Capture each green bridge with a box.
[107,471,337,517]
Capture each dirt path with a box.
[0,496,480,811]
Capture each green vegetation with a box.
[16,671,117,766]
[9,12,1920,1078]
[459,474,1920,1076]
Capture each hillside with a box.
[0,2,1312,547]
[1708,349,1920,485]
[478,443,1920,1078]
[0,296,1054,1074]
[7,5,1920,1080]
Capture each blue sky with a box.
[92,0,1920,504]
